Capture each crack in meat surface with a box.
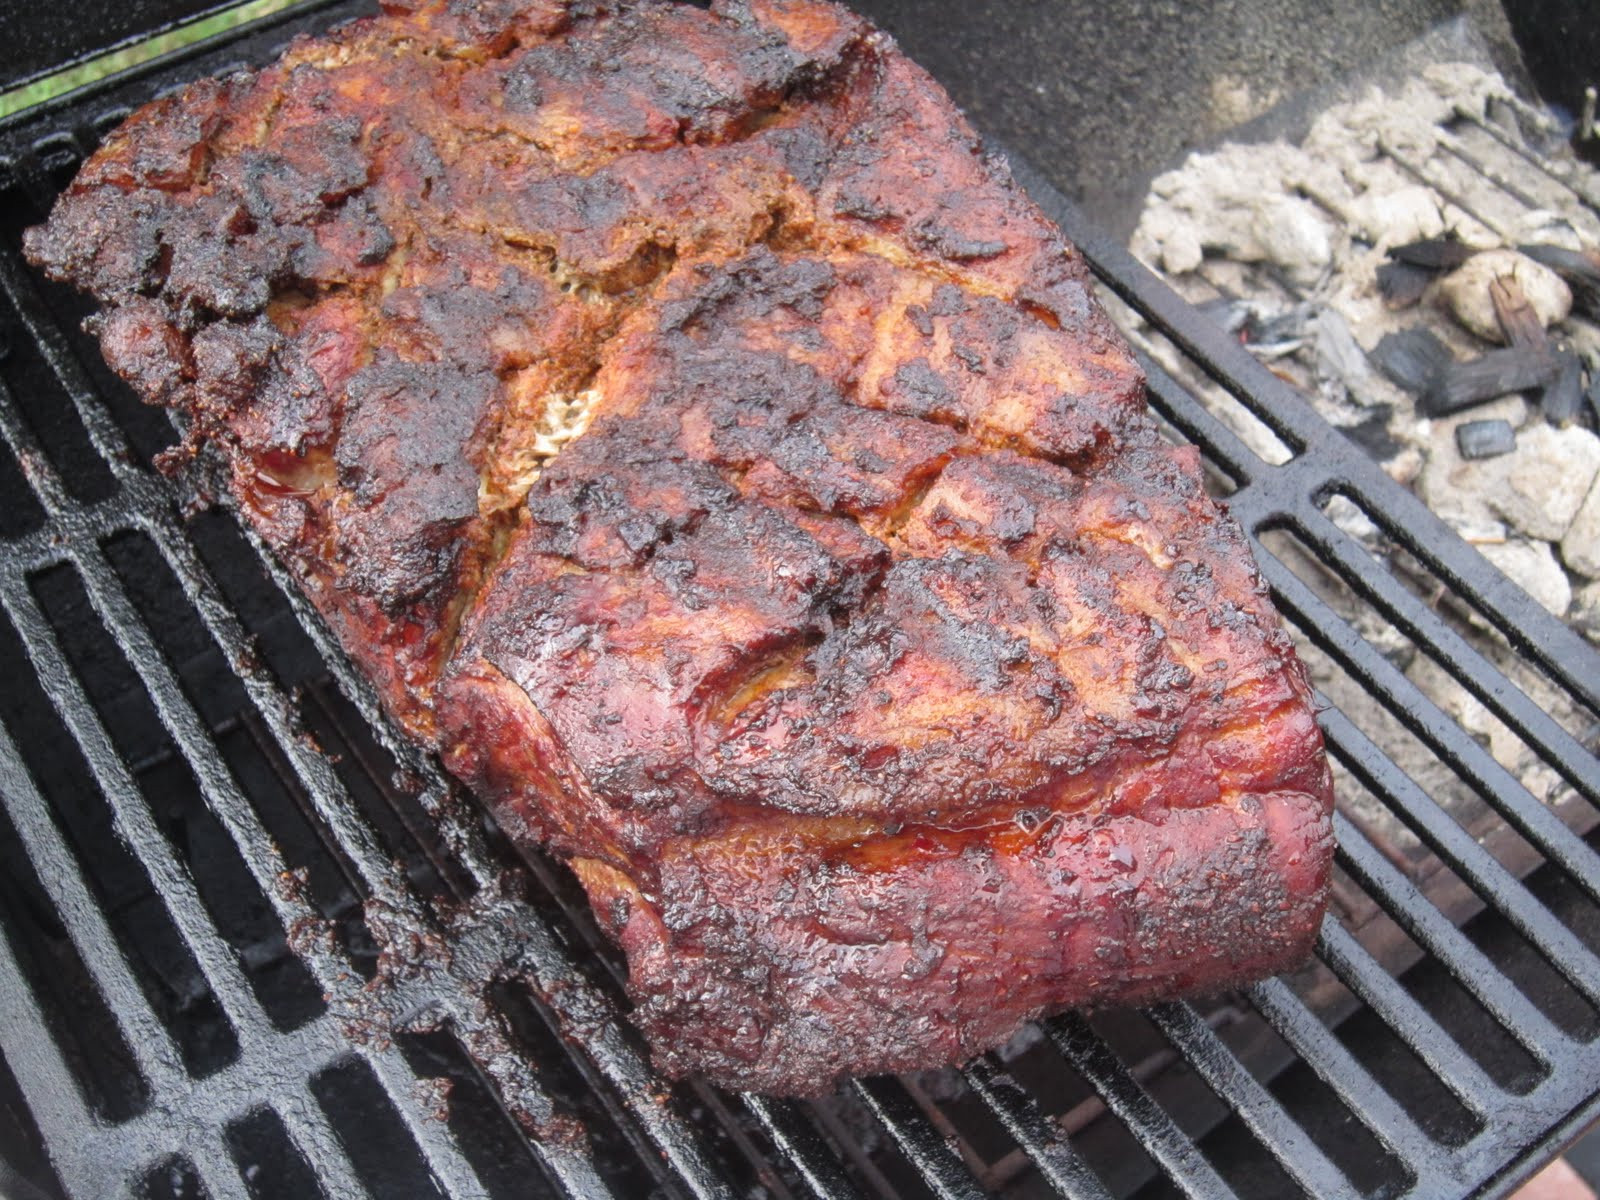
[26,0,1335,1095]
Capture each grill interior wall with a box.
[0,6,1598,1199]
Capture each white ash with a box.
[1564,476,1600,579]
[1477,539,1574,617]
[1131,62,1600,639]
[1422,419,1600,542]
[1574,580,1600,642]
[1125,61,1597,857]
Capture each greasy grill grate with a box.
[2,4,1600,1198]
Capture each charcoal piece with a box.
[1386,236,1475,271]
[1542,352,1584,426]
[1376,261,1433,308]
[1490,276,1550,350]
[1370,328,1455,394]
[1517,243,1600,318]
[1454,418,1517,460]
[1421,346,1562,416]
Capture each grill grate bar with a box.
[273,1088,383,1200]
[1456,109,1600,212]
[358,1047,501,1200]
[850,1077,986,1200]
[1244,976,1443,1174]
[208,504,507,897]
[1324,480,1600,715]
[0,246,155,489]
[0,562,276,1052]
[1146,1002,1361,1200]
[1331,810,1573,1057]
[963,1055,1116,1200]
[1312,919,1500,1112]
[0,894,96,1182]
[1323,708,1600,1010]
[1047,1014,1234,1200]
[1379,142,1518,243]
[134,496,423,920]
[1137,356,1270,483]
[67,542,302,1036]
[211,512,746,1197]
[183,1128,249,1200]
[1257,552,1600,910]
[741,1096,866,1200]
[1295,504,1600,805]
[500,938,740,1200]
[0,378,74,514]
[0,715,187,1086]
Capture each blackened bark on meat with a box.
[26,0,1334,1096]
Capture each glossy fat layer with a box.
[27,0,1334,1095]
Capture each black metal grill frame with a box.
[1,4,1599,1198]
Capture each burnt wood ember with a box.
[1376,260,1434,308]
[23,0,1335,1095]
[1370,327,1456,394]
[1386,235,1476,272]
[1421,346,1563,417]
[1454,417,1518,460]
[1491,276,1552,351]
[1542,351,1585,427]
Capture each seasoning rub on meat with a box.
[26,0,1335,1095]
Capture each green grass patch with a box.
[0,0,308,121]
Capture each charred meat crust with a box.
[27,0,1334,1096]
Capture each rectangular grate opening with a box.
[137,744,326,1033]
[1329,837,1555,1095]
[310,1055,447,1200]
[27,136,83,197]
[0,429,44,539]
[484,978,673,1200]
[0,1047,66,1200]
[1315,489,1600,753]
[225,1106,326,1200]
[1222,1005,1421,1188]
[1462,847,1600,1044]
[394,1030,560,1200]
[215,714,375,977]
[1301,942,1492,1146]
[297,678,477,906]
[1117,315,1299,470]
[136,1156,206,1200]
[0,289,117,505]
[1100,1011,1318,1199]
[180,508,478,909]
[183,509,334,692]
[0,790,149,1125]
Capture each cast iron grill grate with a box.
[1,4,1599,1198]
